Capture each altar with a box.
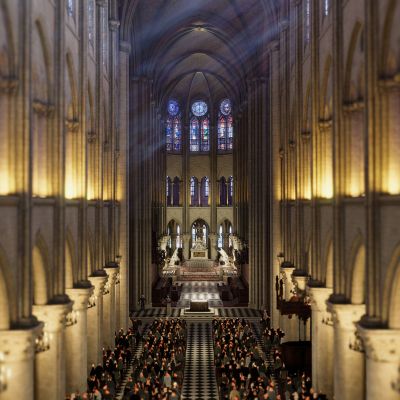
[189,300,209,312]
[190,238,208,259]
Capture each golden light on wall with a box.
[387,166,400,195]
[87,186,96,201]
[320,178,333,199]
[0,170,10,195]
[65,176,77,199]
[303,183,312,200]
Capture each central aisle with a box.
[181,321,219,400]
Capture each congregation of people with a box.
[122,318,186,400]
[67,328,136,399]
[213,318,279,399]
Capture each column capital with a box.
[66,287,94,311]
[88,273,108,297]
[0,324,42,362]
[120,40,131,53]
[104,265,120,284]
[357,326,400,363]
[326,302,366,330]
[33,302,73,333]
[307,286,333,312]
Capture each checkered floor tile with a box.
[181,321,218,400]
[216,307,262,318]
[130,307,181,318]
[177,282,223,308]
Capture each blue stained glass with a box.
[220,99,232,116]
[191,101,208,117]
[167,100,179,116]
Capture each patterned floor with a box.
[216,307,262,318]
[130,307,181,318]
[182,321,218,400]
[177,282,223,308]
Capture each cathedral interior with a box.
[0,0,399,399]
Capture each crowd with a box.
[122,318,186,399]
[213,318,279,399]
[67,328,136,400]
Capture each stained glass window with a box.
[67,0,75,18]
[191,100,208,117]
[201,118,209,151]
[88,0,95,47]
[220,99,232,116]
[305,0,311,43]
[102,7,108,70]
[168,100,179,116]
[228,176,233,206]
[324,0,330,16]
[190,118,200,152]
[218,99,233,151]
[166,118,173,151]
[166,100,181,152]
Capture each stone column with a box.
[65,287,93,394]
[33,302,72,400]
[328,302,366,400]
[103,265,119,348]
[357,326,400,400]
[0,325,41,400]
[308,286,333,398]
[170,233,177,251]
[182,234,191,260]
[209,233,218,260]
[87,273,108,370]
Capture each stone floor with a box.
[176,282,224,308]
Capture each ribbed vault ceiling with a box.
[119,0,278,109]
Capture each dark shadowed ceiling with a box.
[119,0,279,109]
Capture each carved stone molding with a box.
[65,118,79,133]
[378,75,400,93]
[301,130,311,141]
[0,324,42,361]
[0,76,18,94]
[32,302,73,333]
[357,326,400,363]
[109,19,120,31]
[318,118,332,130]
[33,99,55,117]
[307,286,332,312]
[343,100,364,114]
[326,302,366,330]
[87,131,97,143]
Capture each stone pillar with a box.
[103,265,119,348]
[328,302,366,400]
[65,287,93,394]
[0,325,40,400]
[308,286,333,399]
[33,302,72,400]
[209,233,218,260]
[170,233,177,251]
[182,234,190,260]
[357,326,400,400]
[87,273,108,370]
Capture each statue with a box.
[195,224,204,241]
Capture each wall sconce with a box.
[349,330,364,353]
[277,252,284,266]
[65,310,78,327]
[35,331,50,353]
[0,352,8,393]
[87,294,96,309]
